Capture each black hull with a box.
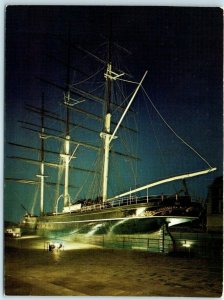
[21,202,198,238]
[36,218,166,238]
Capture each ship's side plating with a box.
[21,195,200,237]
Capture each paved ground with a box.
[4,244,223,296]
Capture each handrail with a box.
[79,194,170,214]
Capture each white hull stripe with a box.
[38,215,196,225]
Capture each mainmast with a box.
[36,93,47,215]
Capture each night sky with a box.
[4,6,223,223]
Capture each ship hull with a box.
[21,202,198,238]
[36,216,166,237]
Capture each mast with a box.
[62,87,71,208]
[60,131,71,207]
[60,25,71,208]
[100,102,112,203]
[100,25,113,203]
[101,62,148,201]
[36,93,47,215]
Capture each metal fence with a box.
[74,235,223,259]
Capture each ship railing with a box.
[109,195,163,207]
[80,195,164,213]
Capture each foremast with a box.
[101,55,148,202]
[100,62,113,203]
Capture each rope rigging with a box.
[142,92,179,192]
[141,86,213,169]
[71,66,105,87]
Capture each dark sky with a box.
[4,6,223,222]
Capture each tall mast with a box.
[100,21,113,203]
[60,25,71,208]
[106,20,112,113]
[100,19,147,202]
[101,68,148,202]
[36,93,46,215]
[65,25,71,137]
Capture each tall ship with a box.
[6,35,216,238]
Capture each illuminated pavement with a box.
[5,235,103,250]
[4,236,222,296]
